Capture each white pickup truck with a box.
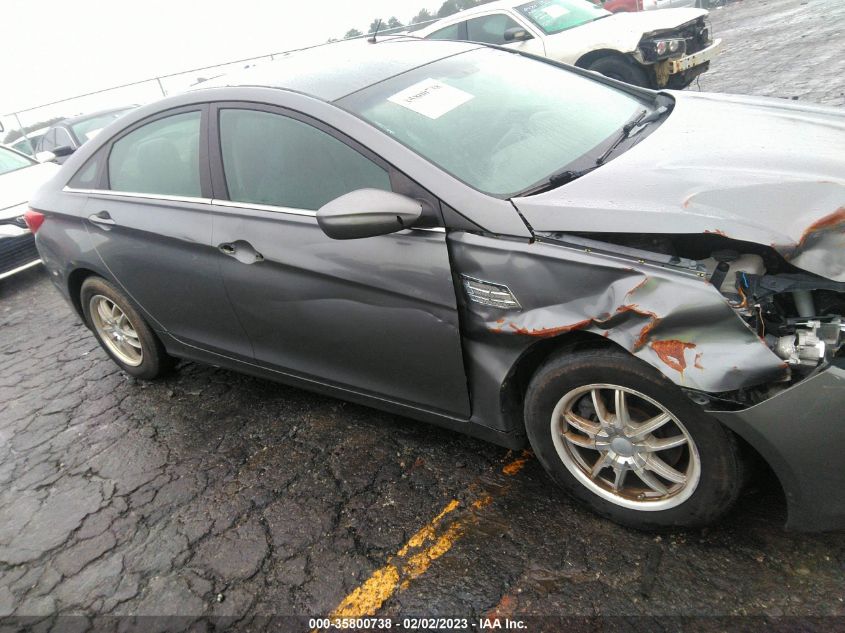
[415,0,721,89]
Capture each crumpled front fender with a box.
[450,231,788,393]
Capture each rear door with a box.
[209,103,470,416]
[80,106,252,358]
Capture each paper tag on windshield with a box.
[388,79,474,119]
[543,4,569,18]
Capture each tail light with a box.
[24,209,45,233]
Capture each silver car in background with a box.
[0,144,58,279]
[28,38,845,531]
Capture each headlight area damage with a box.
[450,228,845,529]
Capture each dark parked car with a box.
[35,106,135,164]
[28,38,845,531]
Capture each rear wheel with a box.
[81,276,174,379]
[587,56,651,88]
[524,348,743,530]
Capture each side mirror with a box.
[52,145,76,157]
[317,189,422,240]
[35,150,57,163]
[503,27,532,42]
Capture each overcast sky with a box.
[2,0,434,123]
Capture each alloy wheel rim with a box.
[550,384,701,511]
[89,295,143,367]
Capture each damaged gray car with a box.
[28,38,845,531]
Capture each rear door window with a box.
[427,22,464,40]
[107,111,201,197]
[218,108,391,211]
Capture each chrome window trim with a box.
[63,187,212,205]
[61,186,446,232]
[210,198,317,218]
[212,199,445,231]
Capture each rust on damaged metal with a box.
[625,276,651,298]
[506,319,593,338]
[650,340,697,373]
[615,304,661,350]
[798,207,845,247]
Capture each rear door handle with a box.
[88,210,115,226]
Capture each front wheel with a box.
[81,276,174,380]
[524,348,743,530]
[587,56,651,88]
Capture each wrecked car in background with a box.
[28,38,845,531]
[416,0,720,89]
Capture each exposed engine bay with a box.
[539,232,845,406]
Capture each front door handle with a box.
[88,210,115,226]
[218,240,264,264]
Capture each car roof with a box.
[198,37,484,102]
[59,106,135,127]
[415,0,521,33]
[17,126,49,137]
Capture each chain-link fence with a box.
[1,21,434,155]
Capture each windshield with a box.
[0,146,36,175]
[516,0,610,35]
[70,109,132,144]
[339,48,641,196]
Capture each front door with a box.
[209,105,470,416]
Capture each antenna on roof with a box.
[368,19,382,43]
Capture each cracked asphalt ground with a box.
[1,0,844,630]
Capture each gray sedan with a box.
[28,38,845,531]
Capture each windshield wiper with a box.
[595,105,668,166]
[520,105,669,196]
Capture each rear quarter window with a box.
[68,148,106,189]
[107,111,201,197]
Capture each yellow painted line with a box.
[319,453,530,624]
[330,498,462,618]
[502,449,532,476]
[395,498,459,557]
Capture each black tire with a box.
[524,348,743,531]
[80,276,174,380]
[587,56,651,88]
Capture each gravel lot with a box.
[1,0,844,630]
